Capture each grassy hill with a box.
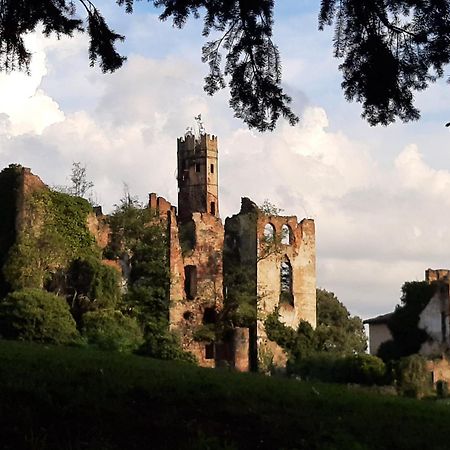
[0,340,449,450]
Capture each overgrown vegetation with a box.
[264,290,378,384]
[0,288,79,344]
[82,309,144,352]
[396,354,432,399]
[107,196,194,362]
[0,165,21,296]
[4,188,98,290]
[378,281,434,361]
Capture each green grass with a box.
[0,340,449,450]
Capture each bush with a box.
[138,319,196,363]
[82,310,144,352]
[0,288,79,344]
[67,257,120,309]
[397,354,431,398]
[288,353,387,386]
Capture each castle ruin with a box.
[0,128,316,371]
[150,129,317,370]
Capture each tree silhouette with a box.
[2,0,450,129]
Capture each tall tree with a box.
[2,1,450,130]
[315,288,367,355]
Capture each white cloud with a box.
[1,29,450,322]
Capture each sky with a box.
[1,1,450,319]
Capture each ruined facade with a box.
[0,129,317,371]
[152,130,317,370]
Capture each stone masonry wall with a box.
[169,211,224,367]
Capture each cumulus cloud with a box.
[1,29,449,321]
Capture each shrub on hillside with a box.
[81,310,144,352]
[0,288,78,344]
[396,354,431,398]
[138,319,196,363]
[67,257,121,322]
[288,353,387,386]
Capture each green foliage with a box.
[138,319,196,363]
[7,1,450,130]
[192,324,216,343]
[108,199,190,362]
[259,199,283,216]
[223,267,257,328]
[265,310,317,361]
[378,281,434,361]
[0,0,125,73]
[179,219,196,256]
[0,288,78,344]
[0,165,21,296]
[266,291,372,384]
[81,309,144,352]
[396,354,431,398]
[4,188,98,290]
[316,288,367,355]
[67,256,121,321]
[265,289,367,363]
[3,340,450,449]
[288,353,386,386]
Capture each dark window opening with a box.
[195,163,201,173]
[210,164,214,173]
[183,311,193,321]
[210,201,216,215]
[205,343,215,360]
[184,265,197,300]
[203,307,217,324]
[280,257,294,306]
[442,312,447,342]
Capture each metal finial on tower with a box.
[195,114,205,136]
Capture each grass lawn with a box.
[0,340,449,449]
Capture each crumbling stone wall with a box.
[169,212,224,367]
[224,197,316,370]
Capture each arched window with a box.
[263,223,275,241]
[281,224,293,245]
[280,257,294,305]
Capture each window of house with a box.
[195,163,201,172]
[280,257,294,306]
[210,164,214,173]
[210,201,216,215]
[184,265,197,300]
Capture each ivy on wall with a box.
[4,189,99,291]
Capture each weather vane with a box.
[194,114,205,135]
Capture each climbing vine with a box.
[4,189,99,290]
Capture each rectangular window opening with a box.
[205,343,215,360]
[184,265,197,300]
[195,163,201,173]
[210,201,216,215]
[210,164,214,174]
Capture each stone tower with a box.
[177,132,219,221]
